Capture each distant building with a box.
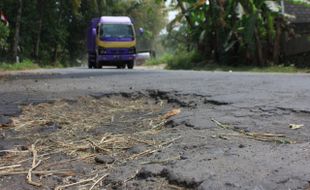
[282,0,310,34]
[281,1,310,57]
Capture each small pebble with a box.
[95,155,115,164]
[180,155,189,160]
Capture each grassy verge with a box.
[147,51,310,73]
[145,53,174,66]
[0,60,40,71]
[0,60,66,71]
[185,63,310,73]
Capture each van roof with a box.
[99,16,132,24]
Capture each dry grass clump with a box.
[211,118,295,144]
[0,95,182,189]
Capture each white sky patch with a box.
[160,0,179,34]
[161,0,210,34]
[168,10,178,21]
[166,0,178,21]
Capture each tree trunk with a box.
[34,0,44,58]
[12,0,23,62]
[95,0,106,16]
[273,17,282,65]
[89,0,100,16]
[254,28,265,66]
[213,0,226,63]
[206,0,217,59]
[53,44,58,63]
[52,1,63,63]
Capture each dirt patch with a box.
[0,94,183,190]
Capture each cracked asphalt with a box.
[0,67,310,190]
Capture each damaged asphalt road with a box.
[0,68,310,190]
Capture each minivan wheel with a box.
[127,61,134,69]
[88,53,96,69]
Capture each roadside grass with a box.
[146,52,310,73]
[0,60,40,71]
[190,63,310,73]
[145,53,174,66]
[0,60,65,71]
[40,62,65,69]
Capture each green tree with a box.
[12,0,22,62]
[0,0,167,66]
[163,0,310,66]
[129,0,168,51]
[0,22,9,51]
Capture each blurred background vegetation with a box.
[0,0,167,68]
[1,0,310,71]
[153,0,310,70]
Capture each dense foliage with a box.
[0,0,167,66]
[163,0,310,66]
[0,22,10,61]
[0,22,9,52]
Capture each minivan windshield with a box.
[100,24,134,39]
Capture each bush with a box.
[0,22,9,50]
[146,51,203,70]
[146,53,174,65]
[166,51,203,70]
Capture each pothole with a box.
[13,95,172,136]
[0,93,187,189]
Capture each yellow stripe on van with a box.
[96,38,136,48]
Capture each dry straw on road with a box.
[0,96,182,189]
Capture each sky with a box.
[168,10,178,21]
[166,0,178,21]
[160,0,179,34]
